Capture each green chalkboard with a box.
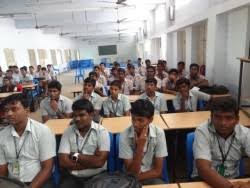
[98,45,117,56]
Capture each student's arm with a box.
[0,164,8,176]
[196,159,232,188]
[30,158,53,188]
[40,100,50,123]
[42,115,49,123]
[162,88,177,95]
[123,96,131,116]
[138,157,163,181]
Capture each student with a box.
[155,60,168,90]
[135,66,161,94]
[118,68,133,95]
[137,57,146,76]
[126,64,141,88]
[0,93,56,188]
[20,66,33,85]
[102,80,131,117]
[108,67,119,85]
[12,66,21,84]
[119,99,168,185]
[99,62,109,79]
[47,64,56,80]
[139,78,168,114]
[162,68,178,95]
[29,65,35,77]
[40,80,72,123]
[188,63,209,88]
[192,97,250,188]
[74,77,103,122]
[89,71,105,96]
[58,99,110,188]
[94,65,107,86]
[173,78,211,112]
[0,76,17,93]
[145,59,151,68]
[177,61,188,78]
[35,65,42,78]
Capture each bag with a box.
[85,172,142,188]
[199,85,229,95]
[0,176,28,188]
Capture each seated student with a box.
[89,71,105,97]
[177,61,188,78]
[12,66,21,85]
[0,93,56,188]
[20,66,33,85]
[118,68,133,95]
[188,63,209,88]
[162,68,178,95]
[0,77,17,93]
[40,80,72,123]
[139,78,168,114]
[173,78,211,112]
[94,65,107,86]
[145,59,151,68]
[47,64,56,80]
[29,65,35,77]
[125,64,141,88]
[74,77,103,122]
[119,99,168,185]
[99,62,109,79]
[192,97,250,188]
[35,65,42,78]
[155,60,168,88]
[135,66,161,94]
[136,58,146,76]
[108,67,119,85]
[102,80,131,117]
[58,99,110,188]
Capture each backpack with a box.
[0,176,28,188]
[84,172,142,188]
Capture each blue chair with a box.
[74,63,84,84]
[108,132,115,172]
[52,157,60,186]
[115,134,169,183]
[186,132,245,180]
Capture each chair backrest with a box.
[115,133,169,183]
[186,132,245,180]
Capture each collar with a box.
[176,90,193,99]
[49,95,63,102]
[144,91,159,99]
[109,93,122,101]
[73,120,99,136]
[128,124,157,138]
[11,118,32,138]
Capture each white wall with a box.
[0,18,78,71]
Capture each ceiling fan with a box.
[0,12,31,18]
[98,0,128,6]
[34,14,53,29]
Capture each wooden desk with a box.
[143,184,179,188]
[70,85,82,97]
[128,94,176,102]
[179,178,250,188]
[0,92,21,99]
[45,119,72,135]
[161,110,250,130]
[22,84,38,89]
[101,115,168,134]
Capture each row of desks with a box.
[46,110,250,135]
[143,178,250,187]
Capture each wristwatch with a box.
[72,153,79,162]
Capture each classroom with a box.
[0,0,250,188]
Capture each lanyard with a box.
[13,132,29,159]
[111,99,119,116]
[75,129,92,153]
[216,134,235,165]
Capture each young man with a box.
[58,99,110,188]
[137,58,146,76]
[0,93,56,188]
[173,78,211,112]
[139,78,168,114]
[119,99,168,185]
[108,67,119,85]
[29,66,35,77]
[94,65,107,87]
[102,80,131,117]
[20,66,33,85]
[12,66,21,85]
[125,64,141,88]
[40,80,72,123]
[118,68,133,95]
[177,61,188,78]
[99,62,109,79]
[0,77,17,93]
[74,77,103,122]
[188,63,209,88]
[89,71,105,96]
[155,60,168,91]
[192,97,250,188]
[162,68,179,95]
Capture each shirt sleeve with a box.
[155,128,168,158]
[58,129,71,154]
[40,100,49,116]
[243,129,250,157]
[64,98,73,113]
[160,95,168,112]
[94,97,103,111]
[98,129,110,152]
[39,126,56,161]
[102,100,110,116]
[119,132,133,159]
[0,143,6,165]
[173,97,181,111]
[123,96,131,112]
[193,128,212,161]
[195,90,211,101]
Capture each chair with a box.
[74,63,84,84]
[108,132,115,172]
[115,134,169,183]
[186,132,245,180]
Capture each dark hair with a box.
[72,99,94,113]
[84,77,96,87]
[178,61,185,66]
[3,76,11,81]
[169,68,178,74]
[48,80,62,91]
[113,62,120,67]
[190,63,199,70]
[145,59,151,64]
[20,66,27,72]
[131,99,154,118]
[118,68,125,74]
[41,67,47,71]
[29,66,34,69]
[89,71,97,77]
[176,78,190,87]
[110,80,122,89]
[94,65,100,70]
[146,66,156,73]
[145,77,157,85]
[3,93,29,109]
[211,97,239,116]
[100,62,105,66]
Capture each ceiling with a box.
[0,0,167,42]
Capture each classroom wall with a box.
[0,18,78,71]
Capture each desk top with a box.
[22,84,38,89]
[45,118,72,135]
[0,92,21,99]
[179,178,250,188]
[101,115,167,134]
[143,184,179,188]
[70,85,82,93]
[128,94,176,102]
[162,110,250,130]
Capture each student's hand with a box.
[50,99,59,112]
[82,93,91,99]
[95,148,101,156]
[136,126,148,150]
[232,181,250,188]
